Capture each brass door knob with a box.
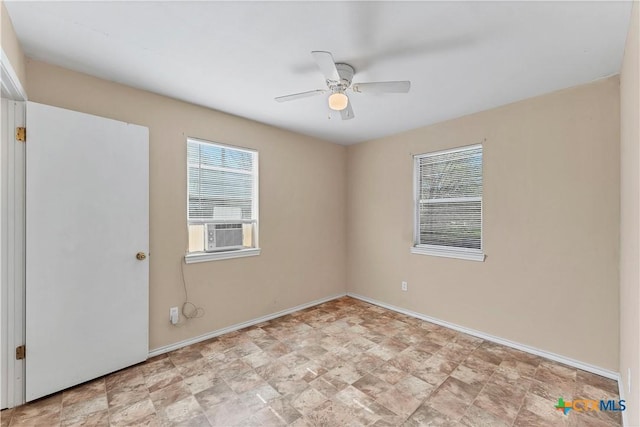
[136,252,147,260]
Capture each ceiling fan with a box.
[275,51,411,120]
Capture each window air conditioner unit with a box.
[205,223,244,251]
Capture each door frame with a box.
[1,47,27,409]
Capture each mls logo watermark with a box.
[555,397,626,415]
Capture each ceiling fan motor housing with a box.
[330,63,355,92]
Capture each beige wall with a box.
[347,77,620,371]
[26,60,347,351]
[620,1,639,425]
[0,1,26,92]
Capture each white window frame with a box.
[184,137,260,263]
[411,144,485,262]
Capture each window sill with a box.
[410,246,485,262]
[185,248,261,264]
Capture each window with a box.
[412,144,484,261]
[186,138,259,262]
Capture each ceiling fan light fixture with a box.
[328,92,348,111]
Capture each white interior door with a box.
[25,102,149,401]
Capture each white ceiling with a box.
[5,1,633,145]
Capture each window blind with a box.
[416,145,482,251]
[187,139,257,223]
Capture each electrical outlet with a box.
[170,307,179,325]
[401,281,408,291]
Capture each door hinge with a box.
[16,127,26,142]
[15,345,25,360]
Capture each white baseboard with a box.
[148,292,347,358]
[347,292,619,381]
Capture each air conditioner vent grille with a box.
[205,223,244,251]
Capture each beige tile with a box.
[426,387,470,422]
[3,298,622,427]
[237,383,283,413]
[335,388,395,423]
[106,382,149,409]
[250,398,301,426]
[459,404,511,427]
[535,361,577,383]
[145,368,183,394]
[520,392,567,424]
[502,348,543,367]
[12,393,62,419]
[1,408,14,427]
[395,375,435,401]
[11,394,62,422]
[498,359,537,379]
[60,396,108,424]
[450,363,493,387]
[108,398,155,427]
[403,347,436,364]
[183,371,219,395]
[529,377,575,401]
[405,403,454,427]
[374,387,421,417]
[193,380,236,410]
[566,411,621,427]
[168,346,204,367]
[333,385,377,411]
[105,368,146,393]
[61,409,109,427]
[367,339,409,361]
[576,370,619,395]
[174,358,211,378]
[199,337,235,356]
[162,396,204,424]
[278,353,311,370]
[297,361,328,383]
[513,408,566,427]
[10,411,62,426]
[289,387,328,415]
[469,347,503,366]
[204,397,251,426]
[242,350,273,369]
[264,342,294,359]
[224,341,262,360]
[348,352,385,373]
[149,380,192,411]
[436,342,474,364]
[170,413,210,427]
[305,399,371,427]
[411,356,456,387]
[371,363,408,385]
[472,384,523,425]
[491,365,533,390]
[224,370,265,394]
[352,374,394,400]
[269,377,310,398]
[324,362,366,385]
[139,357,175,379]
[61,379,106,408]
[255,361,291,382]
[308,375,342,398]
[437,377,484,404]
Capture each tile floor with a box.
[0,297,622,426]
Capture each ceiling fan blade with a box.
[340,102,355,120]
[352,81,411,94]
[275,89,326,103]
[311,51,340,82]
